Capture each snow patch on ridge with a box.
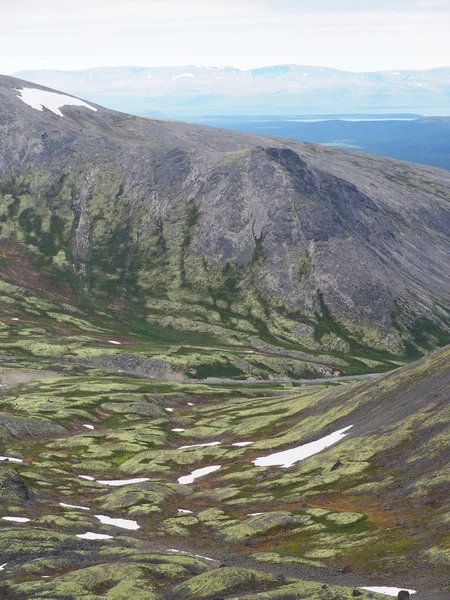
[252,425,353,468]
[94,515,139,530]
[172,73,195,80]
[178,465,221,485]
[15,88,97,117]
[360,588,417,597]
[0,456,23,463]
[76,532,113,540]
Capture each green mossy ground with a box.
[0,347,449,596]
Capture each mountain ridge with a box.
[12,64,450,115]
[0,73,449,381]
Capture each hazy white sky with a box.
[3,0,450,73]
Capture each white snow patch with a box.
[244,350,255,354]
[78,475,95,481]
[16,88,97,117]
[232,442,254,447]
[12,318,19,321]
[76,532,113,540]
[360,588,416,597]
[187,402,194,406]
[178,509,193,514]
[83,424,94,430]
[171,428,186,432]
[178,465,221,485]
[59,502,90,511]
[0,563,7,571]
[108,340,121,345]
[247,512,265,516]
[172,73,196,80]
[252,425,353,468]
[168,549,216,562]
[0,456,23,463]
[95,515,139,530]
[2,516,31,523]
[96,478,150,487]
[178,442,221,450]
[165,408,174,412]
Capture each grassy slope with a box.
[0,239,428,383]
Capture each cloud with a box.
[2,0,450,73]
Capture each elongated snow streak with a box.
[96,478,149,486]
[78,475,95,481]
[172,73,195,80]
[178,465,221,485]
[360,588,417,597]
[59,502,90,511]
[0,563,7,571]
[252,425,353,468]
[83,424,94,430]
[2,516,31,523]
[76,532,113,540]
[232,442,254,447]
[15,88,97,117]
[94,515,139,530]
[171,428,186,432]
[108,340,121,345]
[178,509,193,514]
[0,456,23,463]
[168,549,216,562]
[178,442,221,449]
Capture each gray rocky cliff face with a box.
[0,74,449,355]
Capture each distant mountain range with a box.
[12,64,450,116]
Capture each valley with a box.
[0,75,449,598]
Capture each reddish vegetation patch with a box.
[0,241,74,301]
[310,493,397,528]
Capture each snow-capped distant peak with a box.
[15,88,97,117]
[172,73,195,81]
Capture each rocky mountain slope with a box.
[12,64,450,115]
[0,75,449,598]
[0,74,449,381]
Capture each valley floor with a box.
[0,347,449,598]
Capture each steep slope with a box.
[0,74,449,380]
[12,64,450,115]
[0,343,448,597]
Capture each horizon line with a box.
[9,63,450,76]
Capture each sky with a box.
[2,0,450,74]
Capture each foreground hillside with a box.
[0,75,449,381]
[0,346,448,598]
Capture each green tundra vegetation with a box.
[0,76,449,598]
[0,344,448,598]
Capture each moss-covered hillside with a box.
[0,347,449,598]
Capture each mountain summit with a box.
[0,74,449,379]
